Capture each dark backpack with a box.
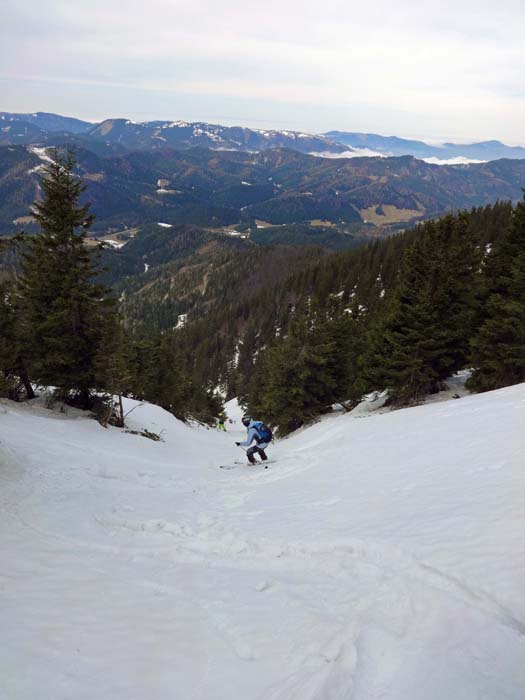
[254,421,273,443]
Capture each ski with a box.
[219,460,277,469]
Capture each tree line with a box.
[0,151,220,425]
[243,204,525,433]
[1,152,523,435]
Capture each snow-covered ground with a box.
[1,384,524,699]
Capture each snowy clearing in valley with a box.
[1,383,524,699]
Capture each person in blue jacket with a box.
[235,415,271,464]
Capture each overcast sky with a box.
[2,0,524,143]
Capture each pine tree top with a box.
[32,149,94,242]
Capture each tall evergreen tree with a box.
[0,280,22,398]
[17,150,114,406]
[126,333,220,422]
[468,199,525,390]
[329,302,371,407]
[0,240,35,399]
[248,311,346,434]
[369,214,481,404]
[93,317,131,426]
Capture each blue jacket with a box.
[239,420,268,448]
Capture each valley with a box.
[2,139,525,241]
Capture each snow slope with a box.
[1,385,524,699]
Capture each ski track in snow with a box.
[1,387,525,699]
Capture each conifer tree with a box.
[427,213,482,379]
[0,281,21,398]
[93,317,131,426]
[126,334,220,421]
[468,199,525,390]
[370,214,481,404]
[248,336,307,435]
[248,312,342,434]
[368,223,442,403]
[0,241,35,399]
[17,150,113,406]
[329,302,371,407]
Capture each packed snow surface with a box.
[1,384,525,699]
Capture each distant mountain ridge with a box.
[0,112,347,155]
[2,111,525,162]
[87,118,347,155]
[324,131,525,161]
[0,111,92,134]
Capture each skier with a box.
[235,416,272,464]
[217,412,227,432]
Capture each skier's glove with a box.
[235,442,240,446]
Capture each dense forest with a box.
[4,142,525,235]
[1,154,523,434]
[0,153,220,424]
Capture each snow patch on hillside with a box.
[102,239,125,249]
[28,146,55,164]
[175,313,187,329]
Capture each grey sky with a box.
[2,0,524,143]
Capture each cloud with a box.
[1,0,525,142]
[422,157,487,166]
[309,149,386,159]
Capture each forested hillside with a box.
[3,144,525,236]
[107,200,518,427]
[1,153,523,436]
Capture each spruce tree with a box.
[248,313,341,434]
[369,223,442,403]
[93,316,131,426]
[468,199,525,390]
[248,337,307,435]
[370,214,481,404]
[126,334,218,421]
[0,240,35,399]
[329,302,371,408]
[0,281,22,398]
[17,150,113,406]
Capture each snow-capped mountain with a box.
[87,118,348,154]
[3,111,525,162]
[0,111,349,154]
